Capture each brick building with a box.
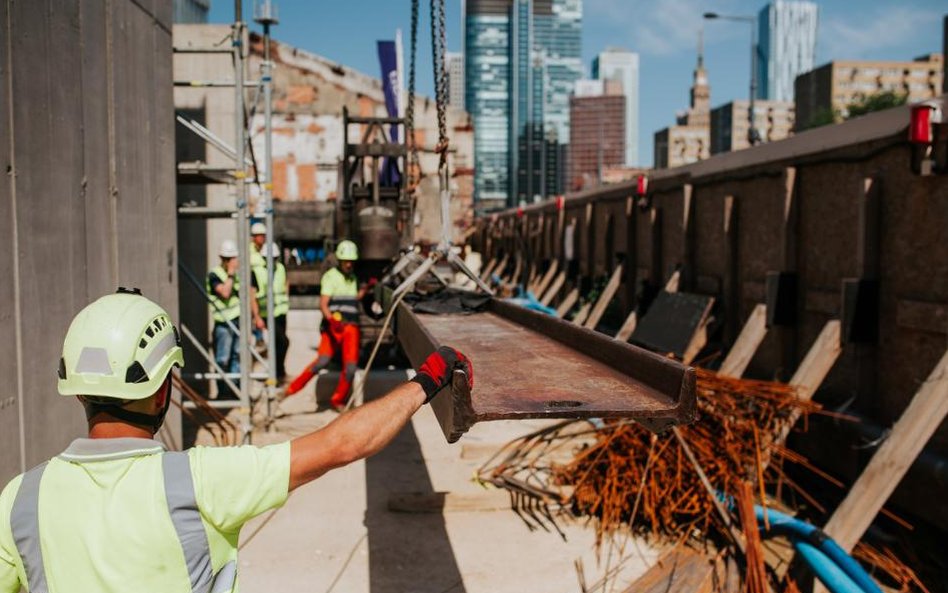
[568,80,626,191]
[795,53,943,130]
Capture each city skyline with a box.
[209,1,946,168]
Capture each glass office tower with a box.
[466,0,582,209]
[757,0,818,102]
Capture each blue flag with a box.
[377,40,401,186]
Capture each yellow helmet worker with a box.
[284,239,372,408]
[0,289,473,593]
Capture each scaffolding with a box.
[173,0,279,443]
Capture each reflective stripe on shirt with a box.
[9,453,237,593]
[10,463,48,593]
[206,266,241,323]
[320,267,359,323]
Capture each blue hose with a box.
[505,288,558,316]
[754,506,882,593]
[793,540,865,593]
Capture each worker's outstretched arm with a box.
[288,347,472,491]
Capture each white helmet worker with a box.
[250,222,266,236]
[219,239,239,258]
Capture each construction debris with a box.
[477,369,928,592]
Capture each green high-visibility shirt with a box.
[0,438,290,593]
[320,267,359,323]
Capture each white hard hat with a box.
[263,242,281,258]
[219,239,239,258]
[250,222,266,236]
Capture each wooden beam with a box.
[525,261,538,291]
[584,264,624,330]
[533,259,559,297]
[572,301,592,326]
[718,304,768,378]
[772,320,843,448]
[664,269,681,293]
[789,320,842,401]
[620,546,718,593]
[681,298,716,365]
[823,350,948,552]
[479,257,498,282]
[509,254,523,286]
[555,287,579,318]
[614,311,638,342]
[540,271,566,306]
[488,253,509,283]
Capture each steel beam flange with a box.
[395,296,697,443]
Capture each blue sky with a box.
[211,1,945,167]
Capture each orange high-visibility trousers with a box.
[286,323,360,407]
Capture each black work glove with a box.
[410,346,474,404]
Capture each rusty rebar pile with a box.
[477,369,926,592]
[479,369,816,544]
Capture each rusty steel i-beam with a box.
[396,298,697,442]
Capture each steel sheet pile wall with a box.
[0,0,176,482]
[474,102,948,522]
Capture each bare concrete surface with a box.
[198,310,661,593]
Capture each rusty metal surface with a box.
[396,299,696,442]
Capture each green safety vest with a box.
[206,266,241,324]
[320,267,360,323]
[0,438,290,593]
[249,246,264,270]
[253,262,289,317]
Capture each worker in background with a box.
[250,221,267,269]
[249,222,267,344]
[0,289,472,593]
[253,241,291,383]
[284,239,372,410]
[206,239,264,398]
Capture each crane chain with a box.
[430,0,449,178]
[405,0,421,194]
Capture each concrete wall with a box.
[474,101,948,510]
[0,1,177,482]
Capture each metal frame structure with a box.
[338,108,413,262]
[173,0,279,442]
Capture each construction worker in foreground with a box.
[284,239,372,409]
[206,240,264,398]
[0,289,472,593]
[253,241,290,383]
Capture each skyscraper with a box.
[173,0,210,23]
[447,52,465,109]
[592,48,639,166]
[465,0,512,208]
[465,0,582,209]
[757,0,818,102]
